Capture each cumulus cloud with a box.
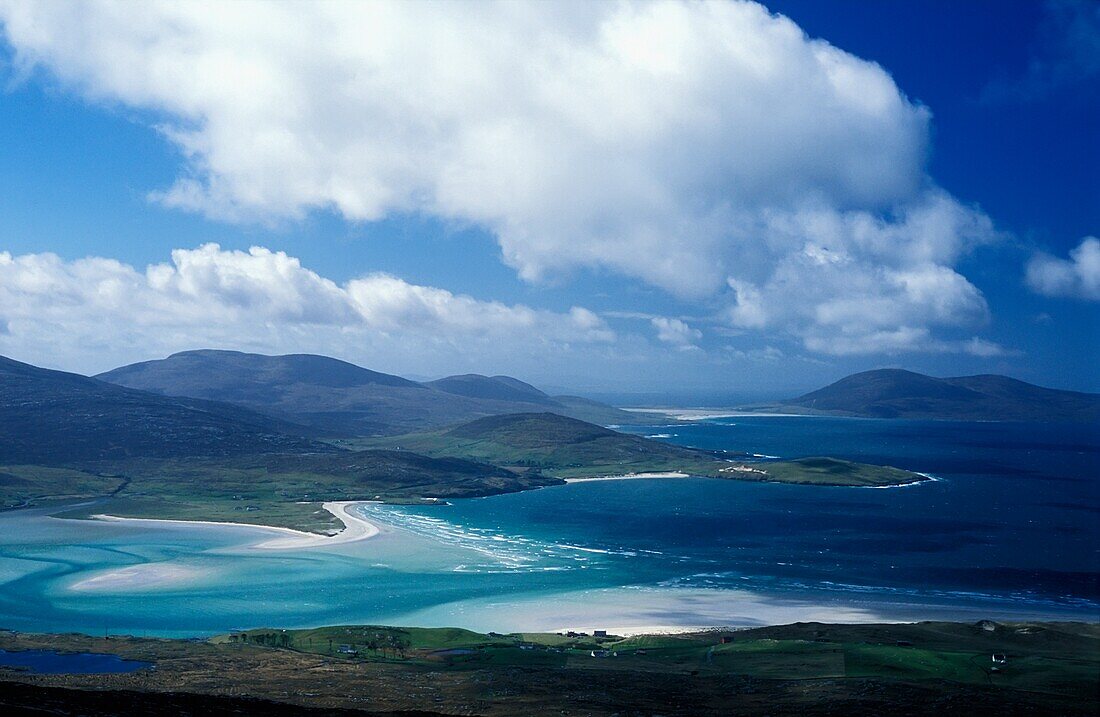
[803,329,1010,358]
[651,317,702,348]
[0,0,1001,355]
[0,244,612,372]
[720,192,999,353]
[1026,237,1100,300]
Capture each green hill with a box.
[362,412,738,478]
[360,413,928,486]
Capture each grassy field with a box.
[1,620,1093,716]
[213,620,1099,697]
[56,496,344,534]
[6,450,562,532]
[354,418,926,487]
[0,464,126,510]
[348,412,725,478]
[707,457,927,487]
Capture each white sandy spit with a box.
[564,472,690,484]
[622,407,832,421]
[88,501,380,550]
[69,502,381,593]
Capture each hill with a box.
[0,354,326,465]
[0,354,560,526]
[98,350,638,435]
[359,412,722,477]
[426,373,555,404]
[361,413,929,486]
[778,369,1100,422]
[48,447,559,532]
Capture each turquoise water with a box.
[0,417,1096,636]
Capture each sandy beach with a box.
[390,586,890,636]
[622,408,832,421]
[564,471,689,483]
[69,502,382,592]
[89,501,381,551]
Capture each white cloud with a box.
[0,0,1002,355]
[724,345,784,361]
[651,316,702,347]
[722,192,998,354]
[0,244,612,373]
[1026,237,1100,301]
[803,328,1010,358]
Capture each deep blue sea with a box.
[0,416,1096,636]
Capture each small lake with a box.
[0,648,152,674]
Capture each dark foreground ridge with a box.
[0,621,1094,716]
[0,682,445,717]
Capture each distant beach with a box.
[564,472,689,483]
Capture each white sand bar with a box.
[564,472,689,483]
[90,501,380,551]
[68,563,208,592]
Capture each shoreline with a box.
[89,501,381,551]
[862,472,941,489]
[563,471,690,483]
[622,407,830,421]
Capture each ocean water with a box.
[0,417,1096,636]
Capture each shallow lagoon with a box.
[0,417,1096,636]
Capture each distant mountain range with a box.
[774,369,1100,422]
[0,355,328,464]
[0,353,949,516]
[98,350,637,436]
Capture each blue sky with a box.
[0,0,1096,397]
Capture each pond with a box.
[0,648,152,674]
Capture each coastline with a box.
[89,500,381,550]
[622,407,829,421]
[861,472,942,489]
[563,471,690,483]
